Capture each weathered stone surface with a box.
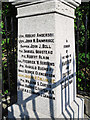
[8,97,84,118]
[8,0,84,119]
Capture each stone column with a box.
[8,0,84,118]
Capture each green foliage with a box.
[1,3,17,95]
[0,90,8,96]
[75,3,90,92]
[0,4,8,91]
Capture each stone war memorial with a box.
[8,0,84,119]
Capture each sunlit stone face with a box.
[8,0,84,119]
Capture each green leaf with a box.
[78,78,82,82]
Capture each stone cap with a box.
[9,0,81,7]
[8,0,81,19]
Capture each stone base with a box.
[8,97,84,119]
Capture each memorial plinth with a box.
[8,0,84,118]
